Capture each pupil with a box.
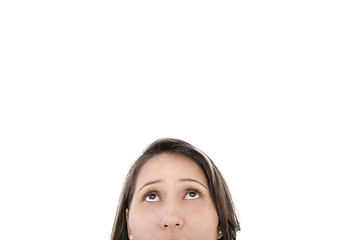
[149,194,156,199]
[189,192,196,197]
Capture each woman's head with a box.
[111,138,240,240]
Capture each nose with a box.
[160,202,184,230]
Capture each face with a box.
[126,153,220,240]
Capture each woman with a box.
[111,138,240,240]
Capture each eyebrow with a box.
[138,180,162,193]
[138,178,207,193]
[178,178,207,189]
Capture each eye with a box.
[184,189,201,200]
[144,192,161,202]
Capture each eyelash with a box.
[142,187,203,201]
[186,188,203,197]
[142,189,160,201]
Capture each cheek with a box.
[128,206,161,237]
[184,202,219,238]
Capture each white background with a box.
[1,1,359,239]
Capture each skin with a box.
[126,153,221,240]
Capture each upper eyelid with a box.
[185,187,202,193]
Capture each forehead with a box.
[136,153,208,187]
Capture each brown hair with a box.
[110,138,240,240]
